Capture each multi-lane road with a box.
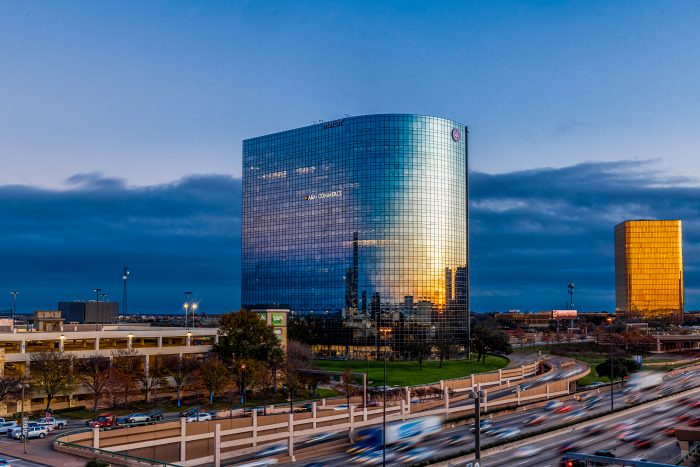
[250,358,700,466]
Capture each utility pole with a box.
[122,266,129,317]
[608,316,614,412]
[10,290,18,322]
[184,291,192,329]
[93,288,102,324]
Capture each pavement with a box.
[0,420,90,467]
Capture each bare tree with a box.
[111,349,141,410]
[75,356,111,412]
[29,350,76,412]
[163,355,201,408]
[200,355,229,405]
[0,375,23,408]
[338,368,359,408]
[138,364,166,406]
[282,340,313,413]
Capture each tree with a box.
[138,363,166,406]
[30,350,76,412]
[595,358,640,382]
[339,368,359,408]
[75,356,111,412]
[0,375,23,408]
[111,349,141,410]
[214,310,280,364]
[163,355,201,408]
[282,340,313,413]
[200,355,229,405]
[470,326,512,363]
[513,328,526,349]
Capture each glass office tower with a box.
[615,220,684,324]
[242,114,468,357]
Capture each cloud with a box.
[470,160,700,312]
[1,160,698,315]
[0,175,241,315]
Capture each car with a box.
[257,443,287,457]
[560,458,585,467]
[144,409,164,421]
[179,407,202,418]
[554,405,574,414]
[661,425,676,437]
[0,421,17,434]
[88,413,118,429]
[565,410,585,421]
[557,442,582,454]
[469,420,493,433]
[583,423,604,436]
[514,446,542,458]
[37,417,67,430]
[618,430,642,442]
[545,400,564,411]
[524,414,547,426]
[594,450,615,458]
[125,413,152,423]
[632,437,654,449]
[185,412,213,423]
[10,425,47,440]
[494,428,521,439]
[444,433,467,446]
[7,422,38,438]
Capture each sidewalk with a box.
[0,438,87,467]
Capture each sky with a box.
[1,1,700,314]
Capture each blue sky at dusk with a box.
[1,1,700,314]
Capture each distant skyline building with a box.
[614,219,684,324]
[58,300,119,324]
[241,114,468,356]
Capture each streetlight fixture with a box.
[607,316,615,412]
[468,389,486,461]
[379,326,392,467]
[10,291,18,322]
[122,266,129,317]
[191,302,199,328]
[184,291,192,329]
[241,364,247,415]
[17,379,29,453]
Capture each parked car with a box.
[37,417,68,430]
[0,421,17,434]
[7,422,38,438]
[179,407,201,418]
[10,425,47,440]
[185,412,213,423]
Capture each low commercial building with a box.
[58,300,119,323]
[0,324,218,416]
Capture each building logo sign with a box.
[304,190,342,201]
[452,128,461,142]
[323,119,345,129]
[271,313,285,326]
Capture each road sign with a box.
[22,419,28,429]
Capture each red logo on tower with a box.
[451,128,461,142]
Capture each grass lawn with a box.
[314,356,509,387]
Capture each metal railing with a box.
[54,439,180,466]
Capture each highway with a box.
[240,359,700,466]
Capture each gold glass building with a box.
[615,220,684,324]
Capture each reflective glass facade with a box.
[242,114,468,357]
[615,220,684,324]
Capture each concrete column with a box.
[312,402,317,429]
[516,388,521,406]
[94,338,100,351]
[252,409,258,447]
[186,335,191,347]
[400,400,406,420]
[348,405,355,441]
[144,355,150,377]
[214,334,219,344]
[24,361,30,378]
[180,417,187,465]
[20,340,25,353]
[92,427,100,449]
[321,398,326,409]
[405,387,411,406]
[498,369,502,384]
[363,403,368,422]
[439,380,444,390]
[127,336,133,350]
[214,424,221,467]
[443,387,450,417]
[287,412,295,461]
[482,389,488,411]
[679,440,690,457]
[158,336,163,347]
[521,365,525,378]
[546,383,550,400]
[59,338,64,351]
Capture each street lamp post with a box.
[10,290,18,323]
[379,326,392,467]
[241,364,247,415]
[122,266,129,317]
[607,317,614,412]
[18,379,29,453]
[191,303,198,328]
[184,291,192,329]
[468,389,485,461]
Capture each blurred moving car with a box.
[185,412,213,423]
[514,446,542,458]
